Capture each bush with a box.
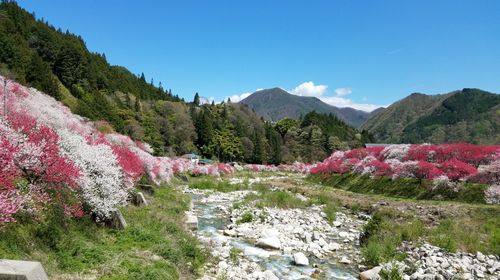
[236,211,254,224]
[229,247,242,264]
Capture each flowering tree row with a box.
[0,77,233,225]
[310,144,500,204]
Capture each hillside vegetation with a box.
[362,89,500,144]
[0,2,369,163]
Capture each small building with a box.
[364,143,391,148]
[182,153,199,164]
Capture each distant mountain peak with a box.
[240,87,378,127]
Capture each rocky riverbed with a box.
[367,242,500,280]
[183,185,367,279]
[182,177,500,280]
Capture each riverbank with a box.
[186,173,499,279]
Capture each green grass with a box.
[323,203,337,224]
[243,187,308,209]
[189,179,248,192]
[0,186,208,279]
[429,219,457,252]
[236,211,254,224]
[360,210,428,266]
[309,173,489,204]
[229,247,242,264]
[360,206,500,266]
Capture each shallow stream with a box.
[191,192,359,280]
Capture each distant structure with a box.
[364,143,391,148]
[182,153,199,164]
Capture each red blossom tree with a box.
[439,159,477,181]
[111,145,145,185]
[414,161,444,180]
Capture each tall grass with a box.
[0,186,208,279]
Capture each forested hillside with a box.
[362,89,500,144]
[0,1,370,163]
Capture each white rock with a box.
[218,261,228,270]
[313,231,321,240]
[317,238,328,247]
[338,231,349,238]
[327,242,340,251]
[293,252,310,266]
[283,246,292,255]
[262,228,280,238]
[292,227,304,235]
[476,251,485,262]
[359,266,382,280]
[256,236,281,250]
[185,213,198,230]
[261,270,279,280]
[303,232,312,243]
[223,229,237,237]
[333,221,342,227]
[340,256,351,264]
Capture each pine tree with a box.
[193,92,200,106]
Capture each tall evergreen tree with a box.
[193,92,200,106]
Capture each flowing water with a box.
[191,192,359,280]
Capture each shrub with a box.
[236,211,254,224]
[229,247,242,264]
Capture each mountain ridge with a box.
[361,88,500,144]
[239,87,381,127]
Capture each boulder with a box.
[303,232,312,243]
[186,213,198,230]
[108,209,127,229]
[312,231,321,241]
[262,228,280,238]
[256,236,281,250]
[339,256,351,264]
[261,270,279,280]
[0,259,49,280]
[223,229,237,237]
[133,192,148,206]
[359,266,382,280]
[293,252,309,266]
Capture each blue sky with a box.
[18,0,500,111]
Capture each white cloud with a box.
[319,96,384,112]
[199,96,215,105]
[290,81,328,97]
[224,92,252,103]
[334,87,352,97]
[288,82,383,111]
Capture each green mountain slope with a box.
[0,2,371,162]
[239,87,379,127]
[361,89,500,144]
